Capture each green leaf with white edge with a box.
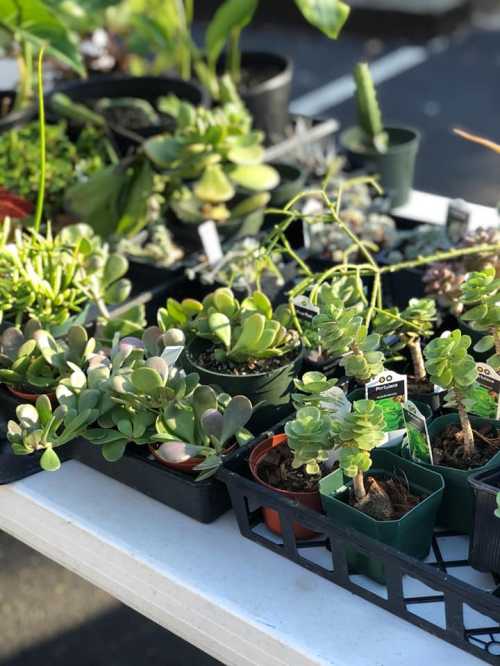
[474,335,495,353]
[16,403,39,429]
[194,164,235,203]
[295,0,350,38]
[208,312,231,349]
[229,164,280,191]
[0,0,84,75]
[36,394,53,426]
[205,0,258,66]
[102,439,127,462]
[40,447,61,472]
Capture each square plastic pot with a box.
[468,465,500,575]
[320,448,444,583]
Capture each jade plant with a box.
[313,299,385,383]
[185,288,299,364]
[459,267,500,371]
[285,406,334,475]
[0,321,96,393]
[292,371,340,409]
[353,62,388,153]
[331,399,386,503]
[424,330,478,458]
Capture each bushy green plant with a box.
[331,399,386,501]
[292,371,339,409]
[0,220,131,330]
[313,299,384,382]
[0,321,96,391]
[285,406,334,475]
[424,330,478,457]
[460,267,500,371]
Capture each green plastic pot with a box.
[183,339,304,433]
[347,389,431,453]
[320,448,444,584]
[414,414,500,534]
[340,126,420,207]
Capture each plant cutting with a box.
[320,399,444,582]
[173,287,301,430]
[422,329,500,532]
[459,267,500,371]
[340,62,419,206]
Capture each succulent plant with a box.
[0,320,97,392]
[460,267,500,370]
[423,262,465,315]
[115,220,184,269]
[0,220,132,331]
[285,406,334,475]
[292,372,339,409]
[353,63,388,153]
[424,330,478,457]
[314,300,385,382]
[331,399,386,501]
[7,392,101,471]
[152,386,253,479]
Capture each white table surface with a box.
[0,461,483,666]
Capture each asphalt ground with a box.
[2,11,500,666]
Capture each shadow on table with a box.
[0,605,222,666]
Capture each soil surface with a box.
[239,64,283,91]
[102,106,157,129]
[408,377,435,395]
[257,445,322,492]
[432,424,500,469]
[195,345,298,376]
[350,475,422,521]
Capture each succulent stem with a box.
[353,470,367,502]
[408,339,426,382]
[456,390,475,457]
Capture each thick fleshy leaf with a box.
[102,439,127,462]
[194,165,235,203]
[155,441,200,463]
[205,0,258,66]
[40,447,61,472]
[295,0,350,39]
[229,164,280,191]
[201,409,224,442]
[208,312,231,348]
[220,395,252,445]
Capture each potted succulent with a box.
[459,267,500,371]
[168,287,302,431]
[419,329,500,533]
[0,321,96,405]
[320,399,444,583]
[340,62,420,207]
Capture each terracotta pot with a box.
[7,385,55,403]
[249,433,322,539]
[148,441,236,475]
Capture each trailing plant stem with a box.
[353,471,366,502]
[33,48,46,234]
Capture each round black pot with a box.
[0,91,36,134]
[230,52,293,144]
[340,126,420,207]
[48,75,207,155]
[182,338,303,433]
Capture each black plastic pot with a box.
[183,339,303,433]
[340,126,420,207]
[49,75,207,155]
[408,385,443,413]
[71,439,231,523]
[0,91,36,134]
[269,162,306,207]
[320,448,444,583]
[377,250,426,309]
[233,52,293,144]
[469,466,500,575]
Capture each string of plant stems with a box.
[263,178,500,333]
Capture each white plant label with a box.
[161,346,184,366]
[402,401,433,465]
[472,362,500,420]
[292,294,319,321]
[198,220,223,266]
[365,370,408,441]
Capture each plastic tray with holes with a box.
[218,433,500,665]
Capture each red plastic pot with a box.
[249,433,322,539]
[7,385,55,403]
[148,441,237,475]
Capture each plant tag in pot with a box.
[292,294,319,322]
[365,370,408,444]
[198,220,223,266]
[161,346,184,366]
[402,401,433,464]
[302,198,324,250]
[468,363,500,420]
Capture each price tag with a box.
[403,401,433,464]
[198,220,223,266]
[470,363,500,420]
[302,198,324,250]
[161,346,184,366]
[292,295,319,322]
[365,370,408,436]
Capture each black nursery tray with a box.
[72,440,231,524]
[218,436,500,665]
